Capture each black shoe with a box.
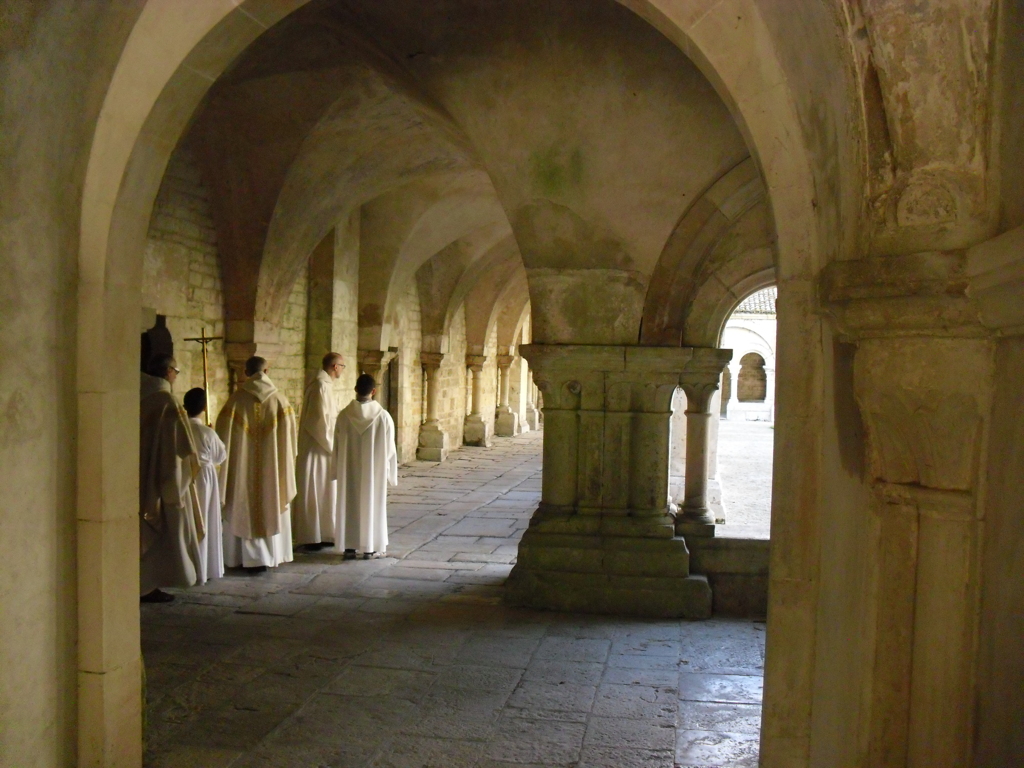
[140,589,175,603]
[243,565,269,575]
[299,542,328,552]
[343,549,357,560]
[363,551,376,560]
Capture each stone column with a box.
[507,344,730,619]
[726,364,739,418]
[676,353,732,535]
[818,244,1023,768]
[494,353,520,436]
[463,354,492,447]
[524,372,541,430]
[417,351,449,461]
[224,330,257,391]
[764,363,776,422]
[706,388,726,523]
[357,348,395,385]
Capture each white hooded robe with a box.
[189,417,227,583]
[292,369,339,544]
[333,399,398,554]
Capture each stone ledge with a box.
[685,536,770,619]
[527,507,678,539]
[506,568,712,619]
[517,539,692,578]
[507,528,711,618]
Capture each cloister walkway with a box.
[143,430,764,768]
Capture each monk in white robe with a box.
[184,387,227,583]
[216,356,297,570]
[292,353,345,549]
[139,357,203,601]
[334,373,398,558]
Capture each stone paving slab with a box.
[143,430,763,767]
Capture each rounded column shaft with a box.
[682,411,711,514]
[678,371,726,530]
[471,366,483,416]
[425,366,440,422]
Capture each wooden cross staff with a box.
[184,327,223,425]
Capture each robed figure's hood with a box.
[341,399,385,434]
[140,372,171,399]
[215,372,297,541]
[241,372,278,403]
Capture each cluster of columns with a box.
[415,349,540,460]
[506,344,731,618]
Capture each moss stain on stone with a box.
[531,144,583,197]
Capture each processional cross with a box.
[184,327,223,425]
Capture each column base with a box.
[506,513,712,619]
[675,520,716,538]
[463,414,492,447]
[417,422,449,462]
[495,407,520,437]
[525,404,540,431]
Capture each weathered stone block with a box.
[506,568,711,620]
[417,421,450,462]
[463,414,492,447]
[495,407,520,437]
[506,527,710,618]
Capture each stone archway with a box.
[76,2,828,765]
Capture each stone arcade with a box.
[1,1,1023,767]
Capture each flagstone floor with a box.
[143,429,765,768]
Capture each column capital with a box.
[822,252,988,338]
[420,351,444,370]
[466,354,487,371]
[854,336,991,492]
[357,348,395,374]
[520,344,730,414]
[497,354,515,369]
[680,348,732,414]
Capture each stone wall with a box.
[331,215,360,403]
[141,145,230,416]
[274,264,309,413]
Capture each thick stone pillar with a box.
[507,344,731,619]
[417,351,449,461]
[463,354,492,447]
[494,353,520,436]
[854,337,989,768]
[815,242,1024,768]
[304,231,335,383]
[676,352,732,535]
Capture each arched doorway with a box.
[74,2,827,764]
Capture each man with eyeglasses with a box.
[139,355,203,603]
[292,352,346,551]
